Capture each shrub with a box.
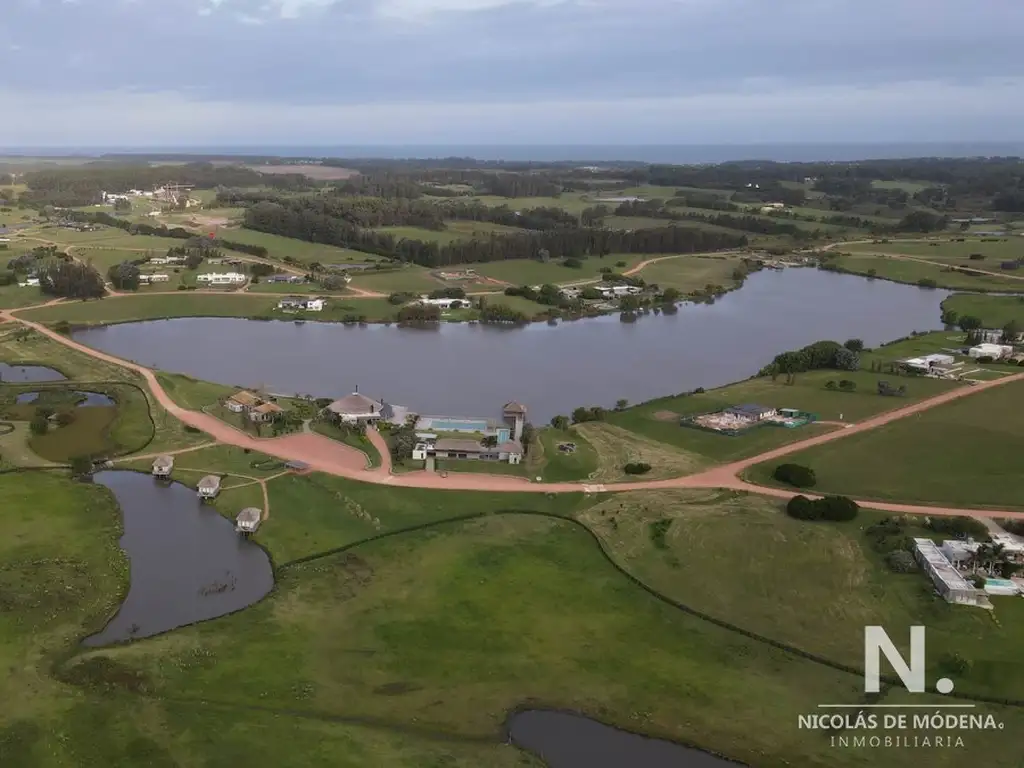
[885,550,917,573]
[917,278,938,289]
[838,379,857,392]
[29,412,49,436]
[968,574,986,589]
[649,519,671,549]
[55,411,76,427]
[54,320,71,335]
[787,494,859,522]
[825,380,837,390]
[563,258,583,269]
[773,463,816,488]
[786,495,819,520]
[623,462,652,475]
[70,455,93,477]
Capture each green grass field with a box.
[608,369,960,465]
[746,377,1024,510]
[19,293,278,325]
[65,508,1024,767]
[472,253,646,285]
[941,293,1024,327]
[826,253,1023,291]
[347,266,443,294]
[0,283,46,309]
[846,237,1024,262]
[0,471,544,767]
[312,420,382,468]
[635,254,743,292]
[580,488,1024,691]
[220,228,372,264]
[533,427,598,481]
[870,179,932,194]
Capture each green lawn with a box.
[470,192,592,214]
[122,444,286,480]
[71,246,157,271]
[847,237,1024,262]
[156,371,238,409]
[347,266,442,294]
[533,427,598,482]
[258,472,589,563]
[472,254,647,285]
[0,283,46,309]
[221,228,372,264]
[608,368,961,465]
[66,510,1024,767]
[634,254,744,292]
[825,253,1023,291]
[435,457,529,478]
[870,179,932,194]
[941,293,1024,328]
[746,378,1024,511]
[603,215,677,230]
[580,488,1024,693]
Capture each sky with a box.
[0,0,1022,147]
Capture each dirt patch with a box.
[575,422,706,482]
[248,164,360,180]
[652,410,679,422]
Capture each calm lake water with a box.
[507,710,741,768]
[73,269,947,423]
[16,390,115,406]
[0,363,66,382]
[85,471,273,646]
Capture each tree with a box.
[958,315,983,332]
[844,338,864,352]
[1002,320,1020,344]
[113,198,132,213]
[38,260,106,299]
[481,435,498,448]
[107,260,141,291]
[825,380,837,390]
[572,407,592,424]
[29,411,49,435]
[615,399,628,411]
[70,455,93,477]
[838,379,857,392]
[660,287,682,304]
[550,415,569,430]
[773,463,816,488]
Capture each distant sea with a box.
[3,143,1024,164]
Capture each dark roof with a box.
[502,401,527,414]
[728,403,773,416]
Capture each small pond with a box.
[84,471,274,646]
[0,363,67,383]
[507,710,742,767]
[15,390,115,407]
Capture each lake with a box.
[507,710,741,767]
[0,363,66,383]
[85,471,273,646]
[72,269,947,423]
[16,390,115,406]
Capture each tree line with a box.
[242,200,746,267]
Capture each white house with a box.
[138,273,170,284]
[196,272,247,285]
[277,297,325,312]
[418,297,466,309]
[968,343,1010,360]
[197,475,222,499]
[902,353,955,372]
[150,255,185,266]
[236,507,262,534]
[18,277,40,288]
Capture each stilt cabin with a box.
[197,475,222,499]
[236,507,262,534]
[152,455,173,477]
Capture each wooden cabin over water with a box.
[152,455,173,477]
[236,507,262,534]
[197,475,222,500]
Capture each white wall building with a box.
[139,273,170,284]
[913,538,991,608]
[418,297,466,309]
[968,343,1011,360]
[196,272,247,285]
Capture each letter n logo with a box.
[864,626,925,693]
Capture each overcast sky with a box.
[1,0,1022,147]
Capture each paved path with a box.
[6,301,1024,518]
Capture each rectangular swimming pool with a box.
[421,418,490,433]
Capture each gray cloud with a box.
[0,0,1021,143]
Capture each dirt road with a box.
[6,305,1022,518]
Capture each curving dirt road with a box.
[5,306,1023,518]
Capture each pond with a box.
[0,362,67,383]
[72,269,948,423]
[507,710,742,767]
[15,390,115,406]
[84,471,274,647]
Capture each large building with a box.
[912,538,991,609]
[323,392,411,426]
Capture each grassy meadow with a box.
[826,252,1023,292]
[744,377,1024,511]
[942,293,1024,328]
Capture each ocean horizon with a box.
[1,142,1022,164]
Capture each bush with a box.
[563,258,583,269]
[786,494,859,522]
[29,412,49,436]
[649,519,671,548]
[838,379,857,392]
[825,380,837,390]
[623,462,652,475]
[70,455,93,477]
[55,411,76,427]
[773,463,816,488]
[885,550,917,573]
[926,515,989,540]
[54,320,71,335]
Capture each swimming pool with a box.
[420,417,490,433]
